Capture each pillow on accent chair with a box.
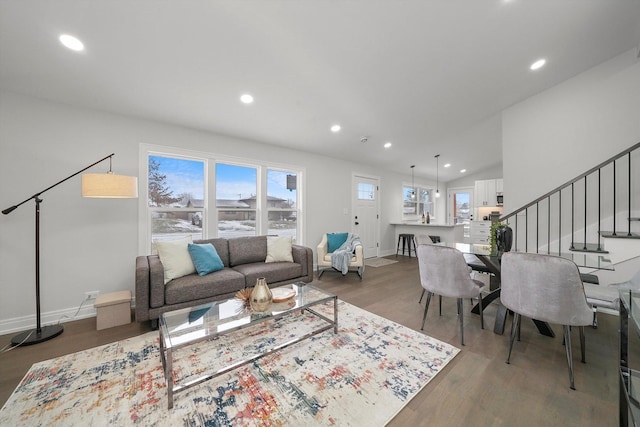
[327,232,349,253]
[188,243,225,275]
[154,236,196,284]
[266,236,294,263]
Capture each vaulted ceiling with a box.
[1,1,639,181]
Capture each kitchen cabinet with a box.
[470,221,491,244]
[474,179,498,207]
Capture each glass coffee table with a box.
[159,282,337,409]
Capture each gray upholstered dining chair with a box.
[500,252,593,390]
[416,243,485,345]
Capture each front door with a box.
[352,175,379,258]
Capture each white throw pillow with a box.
[154,236,196,284]
[265,236,294,263]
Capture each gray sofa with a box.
[135,235,313,327]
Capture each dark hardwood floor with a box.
[0,255,622,425]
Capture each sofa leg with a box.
[318,268,325,279]
[150,319,158,330]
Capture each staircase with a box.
[499,141,640,279]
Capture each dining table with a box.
[438,242,614,337]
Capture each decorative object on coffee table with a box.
[271,287,296,303]
[234,288,252,306]
[250,277,272,312]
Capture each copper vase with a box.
[250,277,272,312]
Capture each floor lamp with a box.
[2,153,138,346]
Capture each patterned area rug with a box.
[365,258,399,268]
[0,301,459,426]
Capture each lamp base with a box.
[11,324,64,346]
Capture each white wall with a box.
[502,49,640,211]
[446,163,503,189]
[0,91,435,333]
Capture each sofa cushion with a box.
[188,243,224,276]
[266,236,294,263]
[165,268,245,305]
[228,236,267,267]
[233,262,303,287]
[154,236,196,284]
[194,238,230,267]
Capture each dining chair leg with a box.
[457,298,465,346]
[563,325,576,390]
[579,325,586,363]
[419,289,425,304]
[478,291,484,330]
[506,313,520,364]
[421,292,433,330]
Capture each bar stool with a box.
[396,233,416,258]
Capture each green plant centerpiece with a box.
[489,221,506,256]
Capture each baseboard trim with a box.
[0,297,137,336]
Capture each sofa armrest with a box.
[148,255,166,309]
[292,244,313,279]
[135,255,166,323]
[135,256,151,322]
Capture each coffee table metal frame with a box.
[159,282,338,409]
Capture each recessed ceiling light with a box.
[240,94,254,104]
[59,34,84,51]
[460,169,467,173]
[331,124,341,133]
[530,58,546,71]
[444,163,451,168]
[384,142,392,148]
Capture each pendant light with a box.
[410,165,416,199]
[435,154,441,198]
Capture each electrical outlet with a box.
[85,291,100,300]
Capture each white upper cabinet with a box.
[474,179,497,207]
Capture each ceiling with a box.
[1,1,639,182]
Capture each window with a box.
[267,169,297,241]
[403,185,434,220]
[216,163,257,238]
[141,145,304,251]
[148,155,205,242]
[358,182,375,200]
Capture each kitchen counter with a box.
[390,222,465,250]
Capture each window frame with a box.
[138,144,305,254]
[402,183,436,221]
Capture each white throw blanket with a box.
[331,233,361,275]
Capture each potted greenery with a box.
[490,221,512,257]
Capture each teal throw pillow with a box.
[187,243,224,276]
[327,232,349,253]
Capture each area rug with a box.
[365,258,399,268]
[0,301,459,426]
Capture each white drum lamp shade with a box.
[82,173,138,198]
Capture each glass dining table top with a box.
[436,242,614,271]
